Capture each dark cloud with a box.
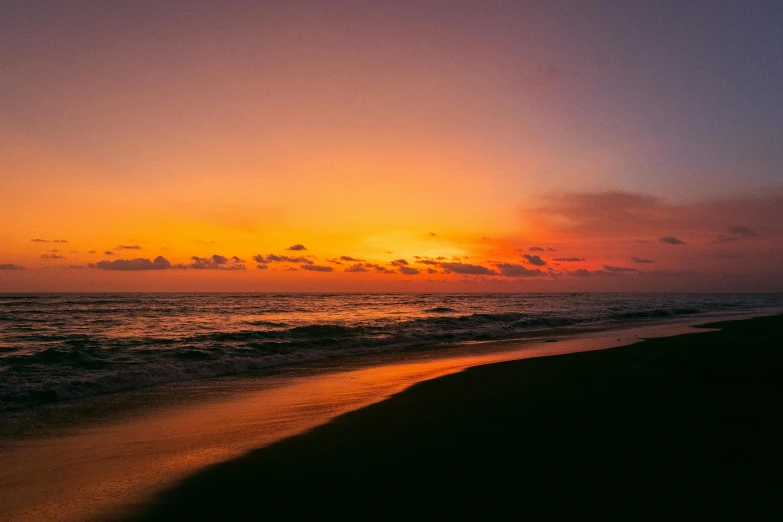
[398,266,420,275]
[345,264,369,273]
[284,267,299,271]
[104,251,115,256]
[571,269,592,277]
[116,245,142,250]
[326,258,343,264]
[522,254,547,266]
[631,257,655,264]
[440,262,498,276]
[339,256,364,262]
[344,263,395,274]
[726,226,758,238]
[366,263,395,274]
[88,250,97,254]
[428,232,437,237]
[96,256,173,271]
[547,247,556,251]
[253,254,314,265]
[286,244,307,251]
[599,265,639,274]
[190,255,246,270]
[528,246,546,252]
[391,259,409,266]
[195,239,216,245]
[415,259,440,265]
[552,257,585,262]
[495,263,544,277]
[0,263,25,270]
[256,263,268,270]
[426,268,438,274]
[718,225,760,242]
[31,238,69,243]
[40,254,66,259]
[300,264,333,272]
[659,236,684,245]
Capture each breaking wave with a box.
[1,293,780,410]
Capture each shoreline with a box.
[0,310,780,520]
[124,312,783,520]
[3,306,777,429]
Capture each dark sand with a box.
[123,315,783,520]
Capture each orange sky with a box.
[1,2,782,292]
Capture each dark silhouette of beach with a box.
[122,315,783,520]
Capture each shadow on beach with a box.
[120,315,783,520]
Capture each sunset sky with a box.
[1,1,782,292]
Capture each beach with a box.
[119,313,783,520]
[3,311,780,520]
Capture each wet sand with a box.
[120,314,783,520]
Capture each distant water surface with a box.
[1,293,781,410]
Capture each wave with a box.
[2,292,779,412]
[610,308,700,320]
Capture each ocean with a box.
[1,293,781,411]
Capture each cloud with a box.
[253,254,314,265]
[339,256,364,262]
[570,269,592,277]
[96,256,173,271]
[631,257,655,264]
[300,264,334,272]
[190,255,246,270]
[524,191,783,246]
[391,259,409,266]
[104,251,115,256]
[428,232,437,237]
[599,265,639,274]
[286,244,307,251]
[0,263,25,270]
[426,268,438,274]
[366,263,395,274]
[717,225,760,242]
[256,263,268,269]
[88,250,97,254]
[659,236,684,245]
[415,259,440,265]
[398,266,420,275]
[40,254,66,259]
[31,238,69,243]
[345,264,369,273]
[726,226,758,238]
[495,263,544,277]
[552,257,585,262]
[522,254,547,266]
[343,263,395,274]
[440,262,498,275]
[116,245,142,250]
[326,258,343,264]
[528,246,546,252]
